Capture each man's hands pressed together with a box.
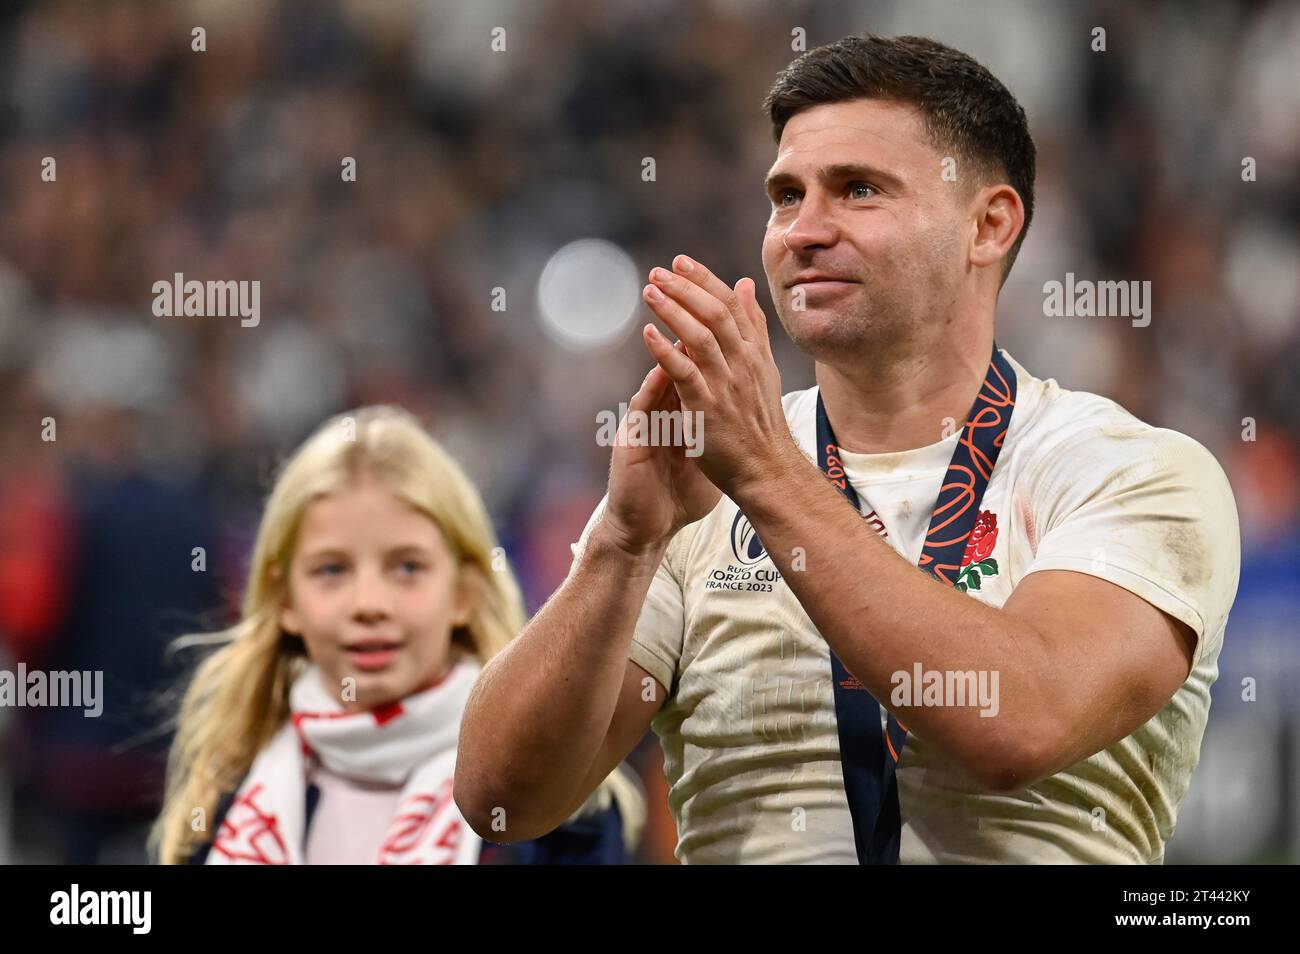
[639,255,806,504]
[601,341,721,557]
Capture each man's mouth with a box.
[786,272,860,288]
[787,276,860,302]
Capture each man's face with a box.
[761,98,970,360]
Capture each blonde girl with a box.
[154,405,642,864]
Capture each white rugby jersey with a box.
[570,349,1240,864]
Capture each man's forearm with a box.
[732,446,1061,788]
[456,519,666,837]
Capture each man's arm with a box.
[455,521,668,842]
[736,446,1196,793]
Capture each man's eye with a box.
[848,182,876,200]
[777,190,799,208]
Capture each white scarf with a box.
[207,657,483,865]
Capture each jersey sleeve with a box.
[1022,423,1241,665]
[569,494,686,694]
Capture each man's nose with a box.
[782,191,840,252]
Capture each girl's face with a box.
[279,473,473,712]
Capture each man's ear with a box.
[969,183,1024,272]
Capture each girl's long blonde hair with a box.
[153,405,525,864]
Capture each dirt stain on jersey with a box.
[1163,522,1209,590]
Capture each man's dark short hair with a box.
[763,34,1037,279]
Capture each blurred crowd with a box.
[0,0,1296,864]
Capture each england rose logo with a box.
[955,510,999,592]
